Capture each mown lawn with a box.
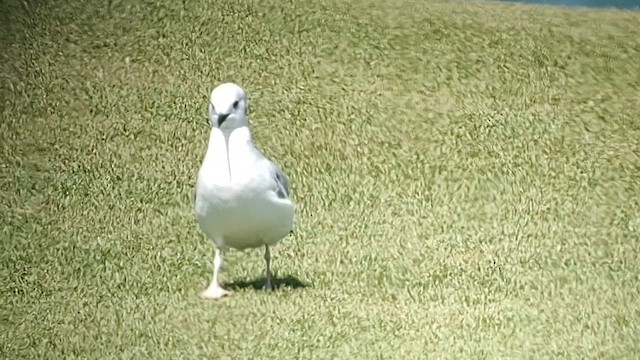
[1,0,639,358]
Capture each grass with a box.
[1,0,640,358]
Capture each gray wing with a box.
[269,162,290,199]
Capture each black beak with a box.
[217,114,229,127]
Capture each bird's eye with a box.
[233,100,239,109]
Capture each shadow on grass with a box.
[226,274,309,291]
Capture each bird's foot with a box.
[200,285,232,300]
[264,278,275,291]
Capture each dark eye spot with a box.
[233,100,239,109]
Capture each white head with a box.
[208,82,249,131]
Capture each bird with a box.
[194,82,295,300]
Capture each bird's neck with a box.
[221,126,252,146]
[201,126,254,185]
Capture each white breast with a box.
[195,127,294,250]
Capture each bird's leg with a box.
[264,245,274,291]
[201,246,232,300]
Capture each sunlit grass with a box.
[1,0,639,358]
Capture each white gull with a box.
[194,83,295,300]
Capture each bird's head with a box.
[208,82,249,130]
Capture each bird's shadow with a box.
[226,274,309,291]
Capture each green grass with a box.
[1,0,640,358]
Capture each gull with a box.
[194,82,295,300]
